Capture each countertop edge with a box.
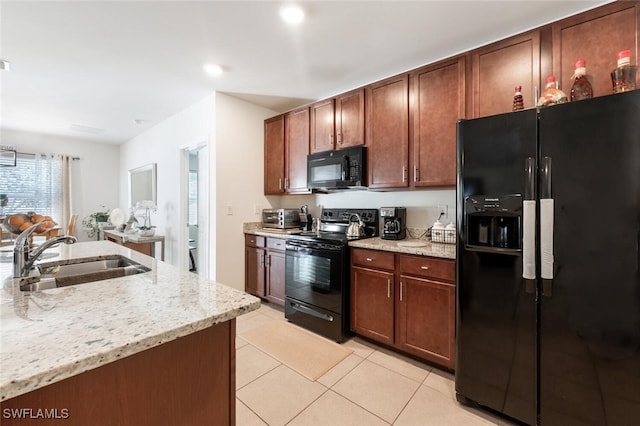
[1,298,260,402]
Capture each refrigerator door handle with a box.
[523,157,536,287]
[540,198,554,280]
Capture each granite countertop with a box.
[243,222,456,260]
[348,237,456,260]
[0,241,260,402]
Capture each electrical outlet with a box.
[253,204,260,215]
[226,205,233,216]
[437,205,448,217]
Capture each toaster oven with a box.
[262,209,301,229]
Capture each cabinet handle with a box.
[366,257,373,262]
[387,279,391,298]
[420,266,429,270]
[279,178,283,191]
[400,281,404,301]
[337,131,342,144]
[402,167,407,183]
[414,165,418,182]
[284,178,289,190]
[329,133,333,145]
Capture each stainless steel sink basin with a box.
[19,255,151,292]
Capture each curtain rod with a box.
[16,151,81,160]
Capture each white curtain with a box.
[32,154,73,232]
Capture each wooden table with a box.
[103,230,165,261]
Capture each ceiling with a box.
[0,0,611,145]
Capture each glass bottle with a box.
[611,49,637,93]
[513,85,524,111]
[537,76,568,107]
[570,59,593,101]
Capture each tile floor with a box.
[235,303,519,426]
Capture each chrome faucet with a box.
[13,222,77,278]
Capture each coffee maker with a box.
[380,207,407,240]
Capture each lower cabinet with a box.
[244,234,285,307]
[351,247,456,370]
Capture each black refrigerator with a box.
[455,90,640,426]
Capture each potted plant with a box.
[82,206,111,239]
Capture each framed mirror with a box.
[129,163,157,207]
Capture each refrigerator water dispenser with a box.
[465,195,522,250]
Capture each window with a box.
[0,154,63,220]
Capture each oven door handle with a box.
[288,301,334,322]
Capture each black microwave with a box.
[307,146,366,191]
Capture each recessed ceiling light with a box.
[203,64,224,76]
[0,59,10,72]
[280,4,304,24]
[69,124,104,135]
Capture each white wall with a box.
[0,128,120,242]
[214,92,279,289]
[120,94,215,266]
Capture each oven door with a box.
[285,240,345,314]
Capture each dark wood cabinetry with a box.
[410,57,466,187]
[350,247,456,370]
[264,115,285,194]
[397,255,455,369]
[366,74,410,189]
[285,107,311,194]
[471,30,542,117]
[310,88,366,155]
[244,235,285,307]
[265,237,286,305]
[310,99,335,154]
[264,108,310,195]
[551,1,639,98]
[244,235,265,297]
[335,88,366,149]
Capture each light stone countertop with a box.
[347,237,456,260]
[243,222,456,260]
[0,241,260,402]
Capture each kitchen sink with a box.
[19,255,151,292]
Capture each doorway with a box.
[184,144,208,276]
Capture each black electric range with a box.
[284,208,378,342]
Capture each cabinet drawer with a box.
[399,254,455,282]
[245,234,265,248]
[352,248,395,271]
[266,237,286,251]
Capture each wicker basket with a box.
[431,226,456,244]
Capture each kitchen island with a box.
[0,241,260,425]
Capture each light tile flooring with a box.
[236,303,519,426]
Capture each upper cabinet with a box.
[551,2,639,99]
[366,74,410,189]
[310,99,335,154]
[335,88,366,149]
[310,88,366,154]
[471,31,542,118]
[285,107,311,194]
[410,56,466,187]
[264,115,285,194]
[264,108,310,195]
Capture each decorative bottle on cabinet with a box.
[513,86,524,111]
[570,59,593,101]
[611,50,637,93]
[537,76,568,107]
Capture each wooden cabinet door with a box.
[245,246,265,297]
[265,250,286,306]
[410,57,465,187]
[397,276,456,369]
[310,99,335,154]
[351,266,395,345]
[285,107,310,194]
[336,88,365,149]
[471,31,542,117]
[366,74,409,189]
[552,1,639,98]
[264,115,285,194]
